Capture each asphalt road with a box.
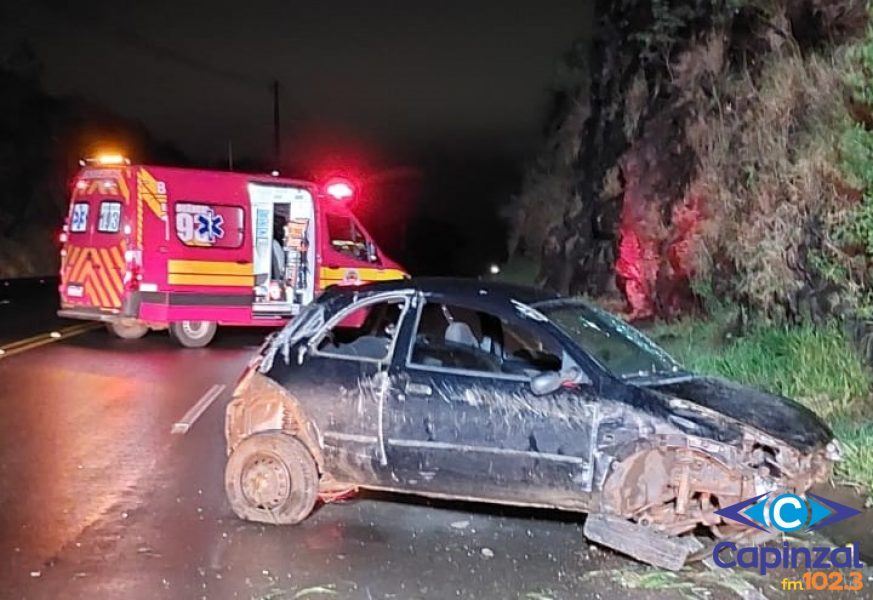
[0,280,869,600]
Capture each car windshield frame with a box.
[533,299,683,380]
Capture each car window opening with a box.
[70,202,90,233]
[97,200,123,233]
[410,302,562,377]
[326,212,377,263]
[317,299,405,361]
[537,300,679,378]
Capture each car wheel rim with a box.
[182,321,208,338]
[241,454,291,510]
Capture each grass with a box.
[580,565,764,599]
[493,255,540,285]
[649,312,873,494]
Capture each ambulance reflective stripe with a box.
[319,266,406,285]
[117,174,130,204]
[167,260,253,287]
[138,168,167,218]
[100,249,124,290]
[63,246,126,308]
[63,246,80,273]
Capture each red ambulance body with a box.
[58,156,407,346]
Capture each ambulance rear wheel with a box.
[107,320,149,340]
[169,320,217,348]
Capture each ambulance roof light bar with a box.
[79,154,131,167]
[324,177,355,201]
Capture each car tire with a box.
[169,320,217,348]
[225,432,319,525]
[107,320,149,339]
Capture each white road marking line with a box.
[171,384,227,435]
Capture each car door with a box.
[268,292,412,486]
[382,297,598,508]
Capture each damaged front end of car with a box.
[585,385,837,570]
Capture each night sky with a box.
[4,1,590,161]
[2,1,592,272]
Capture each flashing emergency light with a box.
[324,178,355,201]
[81,153,130,167]
[95,154,129,165]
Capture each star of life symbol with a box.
[196,210,225,243]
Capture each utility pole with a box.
[227,140,234,171]
[272,79,281,169]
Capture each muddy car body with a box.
[224,278,838,569]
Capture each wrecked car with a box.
[224,278,839,569]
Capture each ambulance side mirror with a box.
[366,240,379,264]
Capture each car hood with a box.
[643,375,832,451]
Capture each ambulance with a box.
[58,155,407,347]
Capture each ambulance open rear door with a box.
[248,183,316,317]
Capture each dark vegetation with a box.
[507,0,873,492]
[511,0,871,323]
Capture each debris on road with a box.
[294,584,338,598]
[583,513,703,572]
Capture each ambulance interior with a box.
[250,183,316,317]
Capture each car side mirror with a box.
[530,371,563,396]
[530,368,591,396]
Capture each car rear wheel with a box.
[225,432,319,525]
[107,320,149,339]
[169,320,217,348]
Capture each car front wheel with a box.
[169,320,217,347]
[225,432,319,525]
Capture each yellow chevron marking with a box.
[94,255,121,307]
[110,246,125,270]
[80,268,101,304]
[79,258,101,306]
[117,173,130,204]
[138,168,166,218]
[97,267,120,307]
[136,194,144,246]
[69,248,89,283]
[99,248,123,291]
